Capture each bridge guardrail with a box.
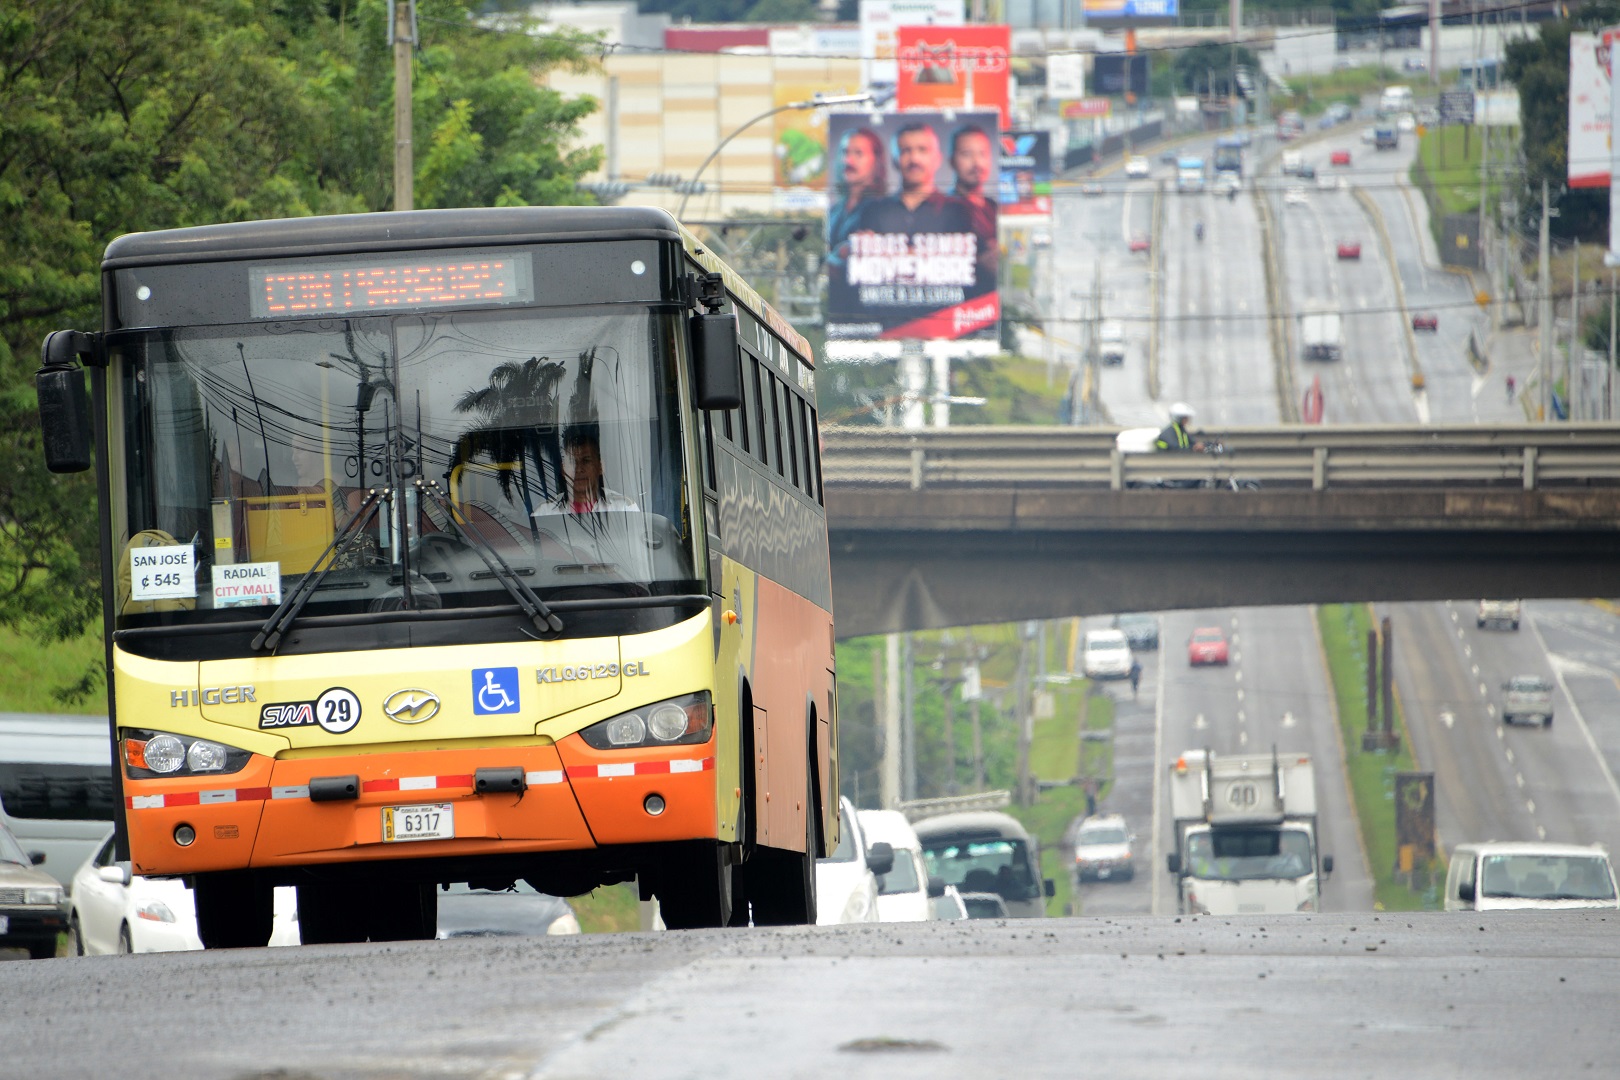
[822,425,1620,492]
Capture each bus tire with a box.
[746,765,819,926]
[194,871,273,949]
[653,842,734,929]
[367,882,438,941]
[296,881,366,944]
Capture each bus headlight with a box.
[122,729,253,778]
[579,693,713,750]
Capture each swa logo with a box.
[260,702,316,729]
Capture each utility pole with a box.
[1570,242,1580,420]
[1540,180,1553,420]
[882,635,901,808]
[1608,270,1615,420]
[902,631,916,801]
[1429,0,1441,87]
[391,0,415,212]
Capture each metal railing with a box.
[822,425,1620,492]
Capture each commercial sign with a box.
[895,25,1012,131]
[1063,98,1112,119]
[1438,89,1475,126]
[999,131,1052,218]
[858,0,964,89]
[1092,53,1149,96]
[772,80,859,212]
[1569,30,1610,189]
[1081,0,1179,21]
[824,109,1000,343]
[1046,53,1085,100]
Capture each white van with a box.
[855,809,933,922]
[1445,842,1618,911]
[1099,321,1126,366]
[1082,629,1133,680]
[0,714,114,885]
[814,796,888,925]
[1380,85,1414,115]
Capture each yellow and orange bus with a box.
[36,206,836,944]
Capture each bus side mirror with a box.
[1044,878,1055,898]
[1458,880,1474,903]
[927,875,945,898]
[1167,853,1182,874]
[689,310,742,411]
[1322,854,1334,876]
[865,841,894,877]
[36,331,96,474]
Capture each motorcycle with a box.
[1195,221,1205,242]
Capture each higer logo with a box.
[383,689,440,724]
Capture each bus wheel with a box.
[194,872,273,949]
[746,770,819,926]
[296,882,365,944]
[367,883,438,941]
[654,842,734,929]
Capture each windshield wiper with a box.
[251,489,386,652]
[415,479,564,636]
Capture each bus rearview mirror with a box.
[36,364,93,474]
[689,311,742,410]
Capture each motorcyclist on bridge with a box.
[1155,402,1208,452]
[1195,220,1205,242]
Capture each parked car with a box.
[857,809,932,922]
[816,796,888,925]
[1502,675,1555,727]
[1337,240,1361,260]
[1074,814,1135,882]
[958,891,1011,919]
[1445,842,1618,911]
[435,882,580,938]
[915,811,1054,918]
[1476,599,1520,629]
[1125,155,1151,178]
[1187,626,1229,666]
[1330,149,1352,166]
[69,830,298,953]
[1113,613,1160,651]
[0,819,66,958]
[1083,628,1134,679]
[1412,311,1439,332]
[0,714,113,885]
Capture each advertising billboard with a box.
[895,25,1013,132]
[1046,53,1085,100]
[1092,54,1149,97]
[1082,0,1179,22]
[771,80,859,212]
[1569,31,1610,189]
[999,131,1052,218]
[859,0,964,89]
[825,110,1000,343]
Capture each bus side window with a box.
[736,360,751,454]
[752,357,771,472]
[701,411,718,493]
[798,396,818,502]
[782,383,801,489]
[768,372,786,478]
[720,396,734,444]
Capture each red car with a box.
[1330,149,1352,166]
[1337,240,1361,260]
[1129,234,1151,254]
[1412,312,1439,331]
[1188,626,1230,666]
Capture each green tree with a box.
[1172,42,1261,99]
[0,0,602,694]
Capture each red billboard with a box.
[895,25,1012,132]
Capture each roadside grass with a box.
[0,625,106,713]
[1316,604,1438,911]
[570,882,644,933]
[952,354,1072,425]
[1010,687,1115,914]
[1413,125,1483,216]
[1276,65,1403,116]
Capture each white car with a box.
[856,809,933,922]
[1082,628,1133,680]
[815,796,885,924]
[1125,155,1151,179]
[69,831,298,953]
[1284,187,1309,206]
[1397,113,1416,132]
[1360,126,1377,144]
[1074,813,1135,882]
[1445,842,1618,911]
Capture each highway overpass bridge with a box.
[823,425,1620,638]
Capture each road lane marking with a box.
[1478,682,1488,696]
[1531,613,1620,821]
[1195,713,1207,729]
[1236,688,1245,701]
[1505,748,1515,763]
[1233,651,1242,664]
[1497,726,1504,740]
[1487,704,1496,717]
[1538,825,1548,839]
[1283,711,1297,727]
[1440,711,1454,729]
[1527,799,1536,814]
[1235,669,1243,682]
[1517,773,1525,788]
[1463,645,1471,658]
[1239,729,1249,746]
[1238,709,1246,723]
[1471,664,1479,677]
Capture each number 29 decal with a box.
[259,687,362,735]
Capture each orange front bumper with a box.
[122,738,719,877]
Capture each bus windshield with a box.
[113,307,698,635]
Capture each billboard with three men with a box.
[824,109,1000,343]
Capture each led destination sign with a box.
[249,252,534,318]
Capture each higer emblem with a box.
[383,689,441,724]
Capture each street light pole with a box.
[676,92,873,220]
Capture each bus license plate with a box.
[382,803,454,843]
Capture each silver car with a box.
[0,820,67,958]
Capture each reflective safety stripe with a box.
[123,759,712,808]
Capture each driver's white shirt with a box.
[531,489,639,516]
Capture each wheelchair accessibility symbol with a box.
[473,667,520,715]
